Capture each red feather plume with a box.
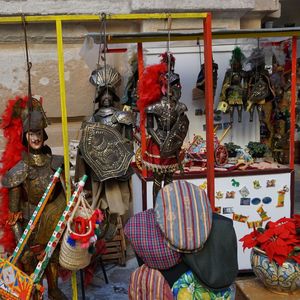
[0,96,28,253]
[137,62,167,111]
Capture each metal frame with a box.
[0,13,298,213]
[0,12,216,209]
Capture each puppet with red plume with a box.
[137,53,189,201]
[0,96,29,253]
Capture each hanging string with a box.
[102,13,108,97]
[197,38,202,66]
[21,14,33,111]
[93,13,106,114]
[21,14,33,225]
[166,16,172,104]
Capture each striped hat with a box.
[124,209,181,270]
[155,180,212,253]
[128,264,174,300]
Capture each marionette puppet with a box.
[76,64,134,238]
[218,47,247,123]
[137,53,189,202]
[0,97,67,300]
[245,48,275,122]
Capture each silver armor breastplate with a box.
[93,107,122,132]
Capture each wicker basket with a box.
[59,194,94,271]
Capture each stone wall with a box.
[0,0,282,151]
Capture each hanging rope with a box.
[166,16,172,103]
[92,13,107,114]
[21,14,33,110]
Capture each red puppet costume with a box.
[137,54,189,202]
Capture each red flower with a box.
[240,217,300,266]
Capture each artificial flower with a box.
[240,215,300,265]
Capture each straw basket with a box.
[59,195,94,271]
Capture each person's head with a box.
[22,110,48,149]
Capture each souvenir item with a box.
[253,180,262,189]
[199,181,207,190]
[247,220,263,229]
[0,175,87,300]
[215,191,224,199]
[215,207,221,214]
[183,214,238,291]
[0,98,68,300]
[137,53,189,201]
[122,53,138,107]
[79,123,133,181]
[231,179,240,187]
[128,265,173,300]
[277,190,286,207]
[240,198,251,205]
[196,61,219,96]
[239,186,250,198]
[218,47,246,122]
[245,48,275,121]
[262,196,272,204]
[76,64,134,219]
[226,191,235,199]
[59,194,103,271]
[232,213,248,223]
[172,270,236,300]
[251,198,261,205]
[257,205,271,221]
[124,209,181,270]
[186,127,230,167]
[266,179,276,187]
[155,180,212,253]
[223,207,234,214]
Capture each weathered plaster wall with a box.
[0,0,282,151]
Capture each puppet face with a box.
[26,129,43,150]
[100,91,114,107]
[170,83,182,101]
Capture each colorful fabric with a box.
[124,209,181,270]
[128,264,173,300]
[172,270,236,300]
[143,138,179,173]
[155,180,212,253]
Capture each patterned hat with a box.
[128,265,174,300]
[124,209,181,270]
[155,180,212,253]
[172,270,236,300]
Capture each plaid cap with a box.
[128,264,174,300]
[155,180,213,253]
[124,209,181,270]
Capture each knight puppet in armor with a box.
[218,47,247,123]
[76,65,133,236]
[245,48,275,121]
[137,53,189,201]
[1,98,67,300]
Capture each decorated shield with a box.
[80,123,133,181]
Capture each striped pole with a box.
[32,175,88,283]
[10,167,63,265]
